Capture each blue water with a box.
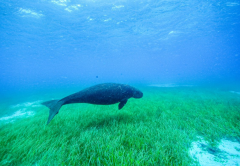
[0,0,240,101]
[1,1,240,165]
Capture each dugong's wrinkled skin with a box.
[42,83,143,124]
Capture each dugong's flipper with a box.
[42,100,64,124]
[118,99,128,110]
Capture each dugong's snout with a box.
[133,90,143,98]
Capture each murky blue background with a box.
[0,0,240,101]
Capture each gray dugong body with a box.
[42,83,143,124]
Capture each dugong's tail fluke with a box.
[42,100,59,109]
[41,100,64,124]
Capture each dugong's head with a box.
[132,89,143,98]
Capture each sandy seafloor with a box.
[0,84,240,165]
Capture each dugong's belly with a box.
[62,88,132,105]
[80,94,121,105]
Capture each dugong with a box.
[42,83,143,124]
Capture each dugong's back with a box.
[62,83,135,105]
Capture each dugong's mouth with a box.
[133,90,143,98]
